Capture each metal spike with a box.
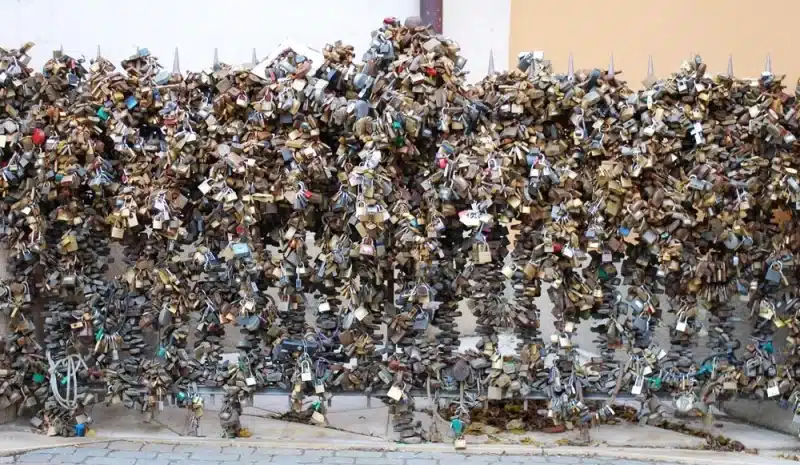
[567,53,574,81]
[607,54,615,80]
[96,45,102,61]
[727,54,734,77]
[764,53,772,76]
[527,59,536,79]
[487,49,495,75]
[172,47,181,75]
[213,48,220,71]
[252,48,258,65]
[60,44,64,53]
[647,55,655,80]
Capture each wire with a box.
[47,352,88,410]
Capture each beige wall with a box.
[509,0,797,86]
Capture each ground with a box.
[7,442,682,465]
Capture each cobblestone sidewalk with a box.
[7,441,683,465]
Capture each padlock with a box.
[359,237,375,256]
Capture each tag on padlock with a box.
[631,375,644,395]
[387,384,403,401]
[300,360,313,382]
[491,355,503,370]
[768,381,780,398]
[501,263,516,279]
[454,438,466,450]
[676,315,688,332]
[311,411,326,424]
[246,377,257,386]
[354,306,369,321]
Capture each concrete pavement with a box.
[4,441,791,465]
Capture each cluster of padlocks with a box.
[0,17,798,442]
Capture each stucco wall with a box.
[509,0,796,85]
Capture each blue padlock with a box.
[232,243,250,258]
[125,96,138,110]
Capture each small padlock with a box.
[359,237,375,256]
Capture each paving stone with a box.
[17,455,53,463]
[141,444,176,453]
[460,457,496,463]
[108,451,158,460]
[134,460,171,465]
[224,446,256,456]
[321,458,355,464]
[414,453,462,460]
[189,453,242,461]
[294,458,323,464]
[442,458,488,465]
[173,446,222,454]
[85,458,136,465]
[355,459,402,465]
[73,448,111,458]
[335,451,384,458]
[168,461,222,465]
[545,457,583,464]
[267,449,304,456]
[35,448,77,455]
[385,452,420,460]
[406,460,439,465]
[303,450,334,457]
[269,458,308,465]
[154,452,191,461]
[77,444,109,449]
[498,456,548,463]
[106,442,143,451]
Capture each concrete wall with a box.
[0,0,419,71]
[509,0,798,85]
[443,0,511,81]
[0,0,510,82]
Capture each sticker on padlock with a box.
[354,306,369,321]
[631,375,644,395]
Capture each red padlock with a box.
[383,16,397,25]
[438,158,447,169]
[32,128,45,145]
[553,242,563,253]
[303,189,313,199]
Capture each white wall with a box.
[0,0,419,72]
[1,0,509,83]
[444,0,510,81]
